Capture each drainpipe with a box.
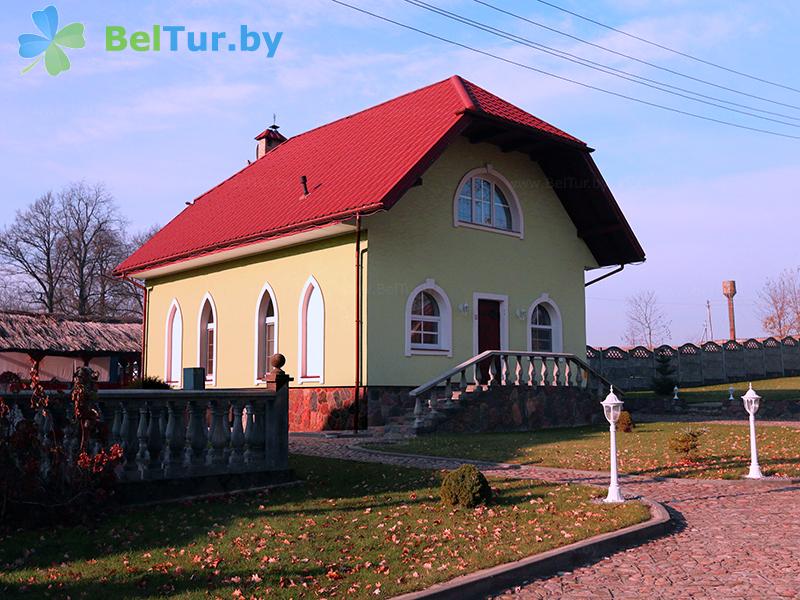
[353,214,362,434]
[585,264,624,287]
[123,275,148,379]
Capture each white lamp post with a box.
[601,386,625,503]
[728,386,735,402]
[741,383,763,479]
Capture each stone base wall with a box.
[434,385,603,434]
[289,387,364,431]
[289,386,417,432]
[365,386,416,426]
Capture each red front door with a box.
[478,299,501,383]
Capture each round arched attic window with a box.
[455,172,521,234]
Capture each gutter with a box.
[353,213,362,434]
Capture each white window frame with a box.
[164,299,183,388]
[471,292,510,357]
[297,275,325,383]
[404,279,453,357]
[526,293,563,353]
[196,292,218,386]
[453,166,524,238]
[253,282,279,385]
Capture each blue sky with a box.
[2,0,798,346]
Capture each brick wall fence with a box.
[588,336,800,391]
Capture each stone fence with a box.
[587,336,800,391]
[4,363,293,502]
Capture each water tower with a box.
[722,280,737,341]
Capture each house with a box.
[115,75,644,431]
[0,310,141,387]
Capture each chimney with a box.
[722,280,737,340]
[255,119,287,159]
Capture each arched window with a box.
[254,283,279,383]
[411,292,441,348]
[165,300,183,385]
[530,305,552,352]
[404,280,452,356]
[299,277,324,382]
[527,295,563,353]
[454,169,522,235]
[198,295,217,383]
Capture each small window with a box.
[457,176,515,231]
[199,297,216,382]
[530,304,553,352]
[410,291,441,348]
[165,301,183,384]
[255,285,278,382]
[405,280,452,356]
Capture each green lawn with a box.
[367,422,800,480]
[0,455,649,600]
[628,376,800,404]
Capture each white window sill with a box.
[454,221,523,239]
[407,348,452,357]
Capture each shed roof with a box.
[0,311,141,356]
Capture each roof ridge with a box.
[282,76,458,144]
[448,74,476,112]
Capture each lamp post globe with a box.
[742,383,763,479]
[601,386,625,503]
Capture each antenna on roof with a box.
[270,113,279,131]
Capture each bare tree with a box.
[0,192,67,312]
[0,277,29,311]
[102,225,159,320]
[57,182,125,317]
[757,268,800,337]
[623,290,672,348]
[0,183,158,320]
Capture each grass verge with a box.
[367,422,800,479]
[628,376,800,404]
[0,455,649,599]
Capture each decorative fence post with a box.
[264,354,292,470]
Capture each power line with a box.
[529,0,800,95]
[473,0,800,111]
[327,0,800,140]
[403,0,800,128]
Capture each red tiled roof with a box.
[116,76,588,275]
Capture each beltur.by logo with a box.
[18,5,85,76]
[105,25,283,57]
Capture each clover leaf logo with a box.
[18,5,85,76]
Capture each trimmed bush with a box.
[616,410,634,433]
[126,375,171,389]
[440,464,492,507]
[668,427,707,459]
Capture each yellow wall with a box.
[364,137,597,386]
[144,136,597,390]
[144,235,358,388]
